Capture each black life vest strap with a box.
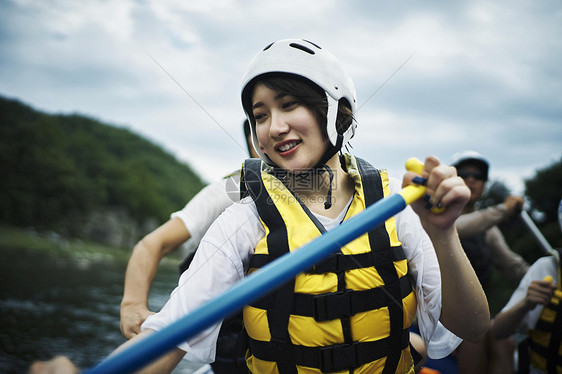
[527,337,562,370]
[518,338,530,374]
[249,245,406,273]
[547,261,562,373]
[355,157,405,374]
[248,329,410,373]
[240,159,260,200]
[287,276,412,321]
[242,159,297,373]
[310,245,406,273]
[528,248,562,373]
[410,342,423,367]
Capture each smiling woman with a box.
[29,38,489,374]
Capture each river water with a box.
[0,246,205,373]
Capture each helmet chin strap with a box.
[271,133,344,210]
[315,133,343,210]
[320,164,334,210]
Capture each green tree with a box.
[0,95,206,245]
[525,157,562,223]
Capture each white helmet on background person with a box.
[448,150,490,181]
[241,38,357,166]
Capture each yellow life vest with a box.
[527,258,562,374]
[241,154,417,374]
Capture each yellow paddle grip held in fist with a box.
[543,276,562,299]
[403,158,445,214]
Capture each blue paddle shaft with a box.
[85,193,408,374]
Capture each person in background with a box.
[28,38,489,374]
[489,200,562,374]
[489,252,560,374]
[120,119,258,373]
[450,150,529,374]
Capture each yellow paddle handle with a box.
[543,276,562,302]
[400,158,445,213]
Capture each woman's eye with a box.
[253,112,266,122]
[282,101,298,109]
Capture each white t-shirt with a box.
[143,177,462,363]
[500,256,559,374]
[171,173,240,256]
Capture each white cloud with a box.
[1,0,560,198]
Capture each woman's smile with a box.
[275,139,302,155]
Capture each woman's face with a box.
[251,83,328,172]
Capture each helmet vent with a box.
[289,43,315,55]
[303,39,322,49]
[263,42,274,51]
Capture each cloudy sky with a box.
[1,0,561,195]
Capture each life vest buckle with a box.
[319,342,359,372]
[313,290,352,321]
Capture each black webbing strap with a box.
[249,329,410,373]
[409,342,423,366]
[240,159,261,200]
[534,306,561,332]
[547,265,562,373]
[310,245,406,273]
[529,250,562,373]
[356,157,404,374]
[243,159,297,373]
[249,245,406,273]
[289,276,412,321]
[336,271,354,355]
[527,338,562,371]
[518,338,530,374]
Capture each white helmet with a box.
[448,150,490,181]
[241,38,357,164]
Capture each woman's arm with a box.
[428,226,490,342]
[404,156,489,342]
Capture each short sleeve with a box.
[172,173,240,254]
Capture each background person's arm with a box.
[120,176,238,339]
[456,195,523,238]
[120,218,190,338]
[455,205,507,238]
[490,278,554,338]
[487,226,529,284]
[28,330,186,374]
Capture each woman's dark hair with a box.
[244,73,354,138]
[242,119,253,155]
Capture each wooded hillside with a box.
[0,95,205,247]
